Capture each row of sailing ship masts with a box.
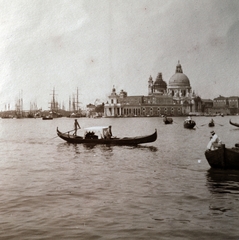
[4,87,82,113]
[49,87,82,113]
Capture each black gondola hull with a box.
[57,128,157,145]
[229,119,239,127]
[205,144,239,169]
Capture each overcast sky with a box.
[0,0,239,110]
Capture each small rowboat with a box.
[208,121,215,127]
[229,119,239,127]
[205,144,239,169]
[42,116,53,120]
[163,116,173,124]
[57,126,157,145]
[184,119,196,129]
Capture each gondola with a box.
[184,119,196,129]
[229,119,239,127]
[163,116,173,124]
[57,126,157,145]
[205,144,239,169]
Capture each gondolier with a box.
[74,119,81,135]
[207,130,222,150]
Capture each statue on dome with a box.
[176,60,183,73]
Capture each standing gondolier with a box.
[207,130,222,150]
[74,119,81,135]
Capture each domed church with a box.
[104,62,201,117]
[168,61,191,97]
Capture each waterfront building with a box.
[228,96,239,115]
[213,95,227,108]
[104,62,202,117]
[201,99,213,114]
[210,95,230,115]
[209,95,239,115]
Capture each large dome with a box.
[169,73,190,86]
[168,62,190,87]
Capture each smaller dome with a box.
[154,73,167,89]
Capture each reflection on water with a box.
[79,143,158,152]
[206,169,239,194]
[206,169,239,221]
[130,145,158,152]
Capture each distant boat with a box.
[42,116,53,120]
[208,119,215,127]
[69,112,82,118]
[184,118,196,129]
[229,119,239,127]
[205,144,239,169]
[163,116,173,124]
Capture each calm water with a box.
[0,116,239,239]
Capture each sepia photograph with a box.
[0,0,239,239]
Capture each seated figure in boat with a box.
[207,130,222,151]
[185,116,192,123]
[85,131,98,139]
[104,126,113,139]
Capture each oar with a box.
[201,124,207,127]
[44,128,76,143]
[215,123,224,126]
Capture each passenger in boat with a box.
[186,116,192,123]
[105,125,113,139]
[207,130,222,150]
[74,119,81,135]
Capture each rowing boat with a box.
[163,116,173,124]
[208,120,215,127]
[184,119,196,129]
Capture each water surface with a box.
[0,116,239,239]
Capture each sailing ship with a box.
[43,88,62,119]
[68,87,82,118]
[15,91,24,118]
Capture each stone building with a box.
[209,95,239,115]
[228,96,239,115]
[104,62,202,117]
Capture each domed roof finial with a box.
[176,60,183,73]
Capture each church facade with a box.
[104,62,202,117]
